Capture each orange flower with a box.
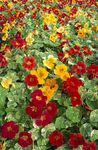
[45,78,58,92]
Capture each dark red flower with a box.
[48,130,64,147]
[87,64,98,79]
[22,56,36,70]
[82,141,96,150]
[68,133,84,148]
[1,121,19,139]
[25,103,42,119]
[66,45,80,56]
[45,102,58,117]
[18,132,32,148]
[32,11,37,19]
[30,89,47,108]
[70,92,82,107]
[83,46,92,55]
[72,61,86,75]
[35,112,52,126]
[0,54,7,67]
[63,76,84,95]
[10,32,26,48]
[57,51,66,63]
[44,24,48,30]
[24,74,38,87]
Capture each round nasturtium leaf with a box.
[90,109,98,123]
[66,107,82,123]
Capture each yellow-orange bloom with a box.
[45,78,58,92]
[43,55,57,69]
[1,78,12,89]
[54,64,68,76]
[40,86,54,102]
[31,67,48,84]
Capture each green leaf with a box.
[55,117,65,129]
[90,130,98,141]
[66,107,82,123]
[90,109,98,123]
[80,123,92,138]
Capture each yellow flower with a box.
[31,67,48,84]
[2,27,8,34]
[53,25,57,31]
[54,64,68,77]
[40,86,54,102]
[1,78,12,89]
[78,29,85,38]
[43,55,57,69]
[49,33,58,42]
[65,6,71,12]
[26,32,34,45]
[60,72,70,81]
[57,26,65,33]
[45,78,58,92]
[8,2,13,9]
[2,33,8,41]
[43,13,57,25]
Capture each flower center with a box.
[36,96,42,101]
[32,106,37,112]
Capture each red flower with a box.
[30,89,47,108]
[68,133,84,148]
[10,32,26,48]
[82,141,96,150]
[32,11,37,19]
[66,45,80,56]
[22,56,36,70]
[1,121,19,139]
[87,64,98,79]
[24,74,38,87]
[0,54,7,67]
[45,102,58,117]
[83,46,92,55]
[25,102,42,119]
[72,61,86,75]
[48,130,64,147]
[35,112,52,126]
[71,92,82,107]
[57,51,66,63]
[18,132,32,148]
[63,76,84,95]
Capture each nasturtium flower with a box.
[82,141,96,150]
[31,67,48,84]
[22,56,36,70]
[26,32,34,45]
[45,78,58,92]
[48,130,64,147]
[18,132,32,148]
[24,74,38,87]
[60,72,70,81]
[0,54,7,67]
[35,112,52,126]
[25,102,42,119]
[49,33,58,42]
[1,78,12,89]
[1,121,19,139]
[54,64,68,79]
[43,55,57,69]
[68,133,84,148]
[72,61,86,75]
[30,89,47,108]
[40,86,54,102]
[43,13,57,25]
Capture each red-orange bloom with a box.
[22,56,36,70]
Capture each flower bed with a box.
[0,0,98,149]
